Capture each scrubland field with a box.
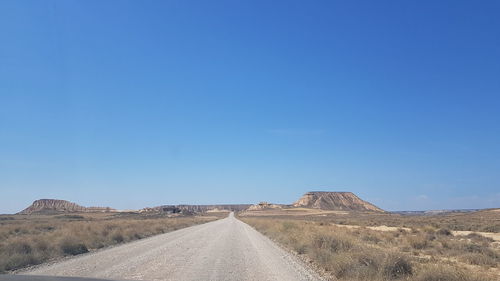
[240,209,500,281]
[0,212,223,273]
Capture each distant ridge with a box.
[293,191,384,212]
[17,199,250,215]
[18,193,385,215]
[140,204,252,214]
[18,199,115,214]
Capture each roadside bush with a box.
[2,253,39,272]
[293,243,308,254]
[60,239,88,255]
[111,233,125,243]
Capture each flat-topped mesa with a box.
[18,199,116,215]
[293,191,384,212]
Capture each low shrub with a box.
[436,228,452,236]
[479,225,500,233]
[332,251,382,280]
[241,216,498,281]
[462,253,497,266]
[281,221,298,232]
[407,235,429,249]
[6,240,33,255]
[60,240,88,255]
[361,233,382,244]
[383,254,413,279]
[415,265,487,281]
[467,233,493,243]
[312,234,353,253]
[2,253,39,272]
[111,233,125,243]
[55,215,85,220]
[0,215,217,272]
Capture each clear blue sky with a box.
[1,1,499,214]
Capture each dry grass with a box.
[240,215,500,281]
[240,208,500,233]
[0,212,223,273]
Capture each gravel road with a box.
[23,213,322,281]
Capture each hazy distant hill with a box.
[18,199,115,214]
[292,191,384,212]
[393,209,485,215]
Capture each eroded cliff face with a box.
[18,199,114,214]
[247,202,285,211]
[140,204,252,214]
[293,192,384,212]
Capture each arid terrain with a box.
[1,193,499,281]
[240,206,500,281]
[21,213,321,281]
[0,211,224,273]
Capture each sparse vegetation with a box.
[0,213,222,273]
[243,208,500,233]
[240,214,500,281]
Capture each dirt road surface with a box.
[22,213,321,281]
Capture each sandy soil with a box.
[331,223,411,232]
[452,230,500,242]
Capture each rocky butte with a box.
[18,199,115,214]
[292,191,384,212]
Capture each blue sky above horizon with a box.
[1,1,500,214]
